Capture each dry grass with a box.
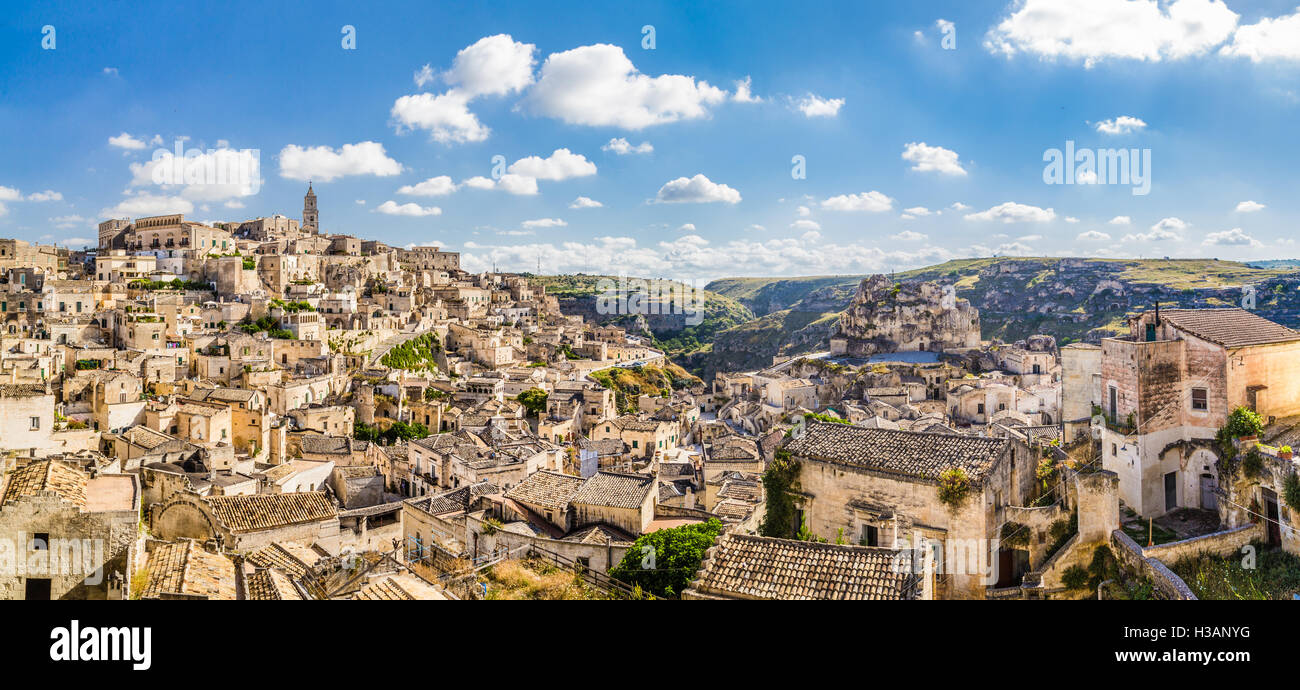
[481,558,608,600]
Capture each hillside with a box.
[697,257,1300,377]
[534,274,755,362]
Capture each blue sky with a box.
[4,0,1300,280]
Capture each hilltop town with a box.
[2,186,1299,601]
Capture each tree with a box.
[608,519,724,598]
[516,388,548,416]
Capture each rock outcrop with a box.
[830,275,980,357]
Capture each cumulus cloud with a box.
[1095,116,1148,134]
[1109,215,1132,225]
[821,191,893,212]
[901,142,967,176]
[108,132,149,150]
[963,201,1056,223]
[521,218,567,229]
[1235,200,1266,212]
[655,174,741,204]
[1203,227,1262,247]
[26,190,61,202]
[790,219,821,232]
[1077,230,1112,241]
[570,196,603,209]
[392,34,537,143]
[732,76,762,103]
[507,148,597,180]
[100,193,194,218]
[891,230,929,241]
[376,200,442,217]
[794,93,844,117]
[397,175,457,197]
[524,43,727,129]
[50,215,87,229]
[1221,8,1300,61]
[602,137,653,155]
[1123,217,1187,242]
[279,141,402,182]
[985,0,1239,67]
[460,174,539,196]
[458,234,961,282]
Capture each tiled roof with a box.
[245,541,322,579]
[142,539,237,600]
[352,574,448,600]
[563,523,634,545]
[571,471,654,510]
[504,470,584,512]
[1157,308,1300,348]
[784,422,1007,484]
[246,568,303,600]
[409,481,498,516]
[204,492,337,533]
[686,533,920,600]
[1,460,87,508]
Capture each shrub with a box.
[1061,564,1089,590]
[608,519,724,599]
[1242,449,1264,479]
[1284,472,1300,513]
[937,468,971,510]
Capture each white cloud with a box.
[376,200,442,217]
[901,207,933,219]
[458,234,960,282]
[964,201,1056,223]
[1222,8,1300,62]
[50,215,87,229]
[602,137,653,155]
[224,200,244,209]
[950,202,970,211]
[508,148,597,181]
[26,190,61,202]
[58,237,94,248]
[1124,217,1186,242]
[570,196,603,209]
[796,205,811,217]
[891,230,929,241]
[1235,200,1266,213]
[790,219,821,232]
[901,142,967,176]
[1077,230,1112,241]
[0,186,21,201]
[655,174,742,204]
[392,34,536,144]
[986,0,1240,67]
[1203,227,1262,247]
[524,43,727,129]
[460,174,539,196]
[103,67,119,76]
[413,63,435,87]
[1064,216,1080,223]
[1109,215,1132,225]
[279,141,402,182]
[732,76,762,103]
[821,191,894,212]
[521,218,567,229]
[795,93,844,118]
[677,223,696,232]
[1096,116,1148,135]
[1018,234,1044,242]
[100,193,194,218]
[397,175,457,196]
[108,132,149,150]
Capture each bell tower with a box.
[303,182,318,233]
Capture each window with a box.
[1191,387,1207,411]
[29,416,39,430]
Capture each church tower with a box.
[303,182,318,233]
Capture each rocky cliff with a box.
[832,275,980,356]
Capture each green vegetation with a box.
[608,518,724,599]
[128,278,214,291]
[75,359,100,370]
[515,388,548,416]
[1122,519,1178,546]
[352,420,430,444]
[239,315,294,339]
[1044,512,1079,560]
[1172,541,1300,599]
[760,449,801,539]
[937,468,971,510]
[271,298,315,313]
[380,332,441,372]
[589,362,701,413]
[482,557,610,600]
[802,411,850,425]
